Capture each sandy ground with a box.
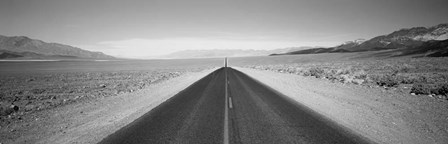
[234,67,448,144]
[3,66,447,144]
[1,67,218,144]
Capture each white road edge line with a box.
[223,68,230,144]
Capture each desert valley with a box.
[1,0,448,143]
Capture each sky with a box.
[1,0,447,58]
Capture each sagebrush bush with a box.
[306,67,325,78]
[411,83,448,96]
[375,74,400,87]
[244,58,448,90]
[352,69,368,79]
[433,83,448,95]
[411,83,433,95]
[339,74,352,83]
[336,69,351,75]
[397,75,418,84]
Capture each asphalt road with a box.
[99,67,372,144]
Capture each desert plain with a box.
[1,52,448,144]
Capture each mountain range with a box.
[0,35,114,59]
[161,47,315,59]
[3,23,447,60]
[274,23,448,57]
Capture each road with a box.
[99,67,372,144]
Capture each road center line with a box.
[223,68,229,144]
[229,97,233,109]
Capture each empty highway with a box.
[99,67,372,144]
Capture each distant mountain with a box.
[0,51,23,59]
[414,39,448,57]
[162,47,314,59]
[275,23,448,57]
[369,39,448,57]
[0,35,114,59]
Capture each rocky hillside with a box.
[275,23,448,56]
[348,23,447,52]
[381,39,448,57]
[0,35,114,59]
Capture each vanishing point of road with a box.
[99,67,373,144]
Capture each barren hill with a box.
[0,35,114,59]
[275,23,448,57]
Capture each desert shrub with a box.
[336,69,351,75]
[411,83,448,96]
[338,74,365,85]
[374,74,400,87]
[245,58,448,89]
[314,67,369,84]
[397,75,419,84]
[433,83,448,96]
[411,83,433,95]
[303,67,325,78]
[309,67,325,78]
[339,74,352,83]
[303,71,310,76]
[286,67,295,74]
[325,69,339,81]
[352,69,368,80]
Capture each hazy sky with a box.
[1,0,447,58]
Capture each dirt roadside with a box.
[0,68,218,144]
[235,67,448,144]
